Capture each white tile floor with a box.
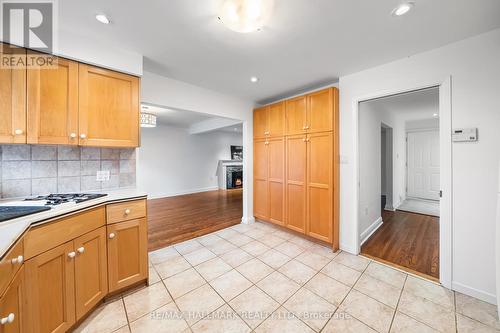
[75,221,499,333]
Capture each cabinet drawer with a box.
[24,207,105,259]
[0,238,23,297]
[106,199,146,224]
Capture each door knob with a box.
[109,233,116,239]
[68,251,76,259]
[70,133,77,138]
[80,134,87,139]
[0,313,14,325]
[14,129,23,135]
[77,247,85,254]
[11,255,23,265]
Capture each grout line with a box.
[388,274,408,332]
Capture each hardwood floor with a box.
[147,189,243,251]
[361,210,439,280]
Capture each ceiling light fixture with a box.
[250,76,259,83]
[392,2,415,16]
[95,14,110,24]
[433,113,439,118]
[140,113,157,128]
[218,0,275,33]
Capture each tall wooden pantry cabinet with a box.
[253,87,339,250]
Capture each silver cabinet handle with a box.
[11,255,23,265]
[0,313,15,325]
[80,133,87,139]
[68,251,76,259]
[124,208,131,215]
[14,129,23,135]
[70,133,77,138]
[77,247,85,254]
[109,233,116,239]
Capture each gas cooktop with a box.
[24,193,108,206]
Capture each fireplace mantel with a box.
[217,160,243,190]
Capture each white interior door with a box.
[407,130,440,200]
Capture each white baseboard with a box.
[147,186,219,199]
[360,217,383,246]
[241,216,255,225]
[452,281,497,305]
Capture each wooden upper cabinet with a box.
[285,135,307,233]
[0,267,25,333]
[27,57,78,145]
[25,242,76,333]
[253,106,269,139]
[285,96,307,136]
[307,88,335,133]
[74,227,108,320]
[79,64,140,147]
[268,102,285,137]
[306,132,333,243]
[0,44,26,144]
[253,139,269,220]
[107,218,148,293]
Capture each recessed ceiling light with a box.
[433,113,439,118]
[250,76,259,83]
[392,2,414,16]
[95,14,110,24]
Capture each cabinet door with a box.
[74,227,108,320]
[253,106,269,139]
[107,218,148,293]
[268,137,285,226]
[268,102,285,137]
[307,88,333,133]
[253,139,269,220]
[25,242,75,333]
[0,267,25,333]
[27,57,78,144]
[307,132,333,243]
[79,64,140,147]
[0,44,26,144]
[286,135,307,233]
[285,96,307,136]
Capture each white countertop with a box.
[0,188,147,259]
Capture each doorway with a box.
[358,87,442,280]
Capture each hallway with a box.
[361,210,439,280]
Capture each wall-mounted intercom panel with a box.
[452,128,478,142]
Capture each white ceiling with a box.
[362,87,439,120]
[59,0,500,103]
[141,104,214,128]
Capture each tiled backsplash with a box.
[0,145,136,199]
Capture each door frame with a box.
[406,128,441,201]
[354,77,452,288]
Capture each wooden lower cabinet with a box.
[306,132,333,243]
[107,218,148,293]
[285,135,307,233]
[74,227,108,320]
[25,242,76,333]
[0,267,25,333]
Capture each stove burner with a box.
[25,193,108,206]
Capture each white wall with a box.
[141,71,256,223]
[137,126,242,199]
[340,28,500,303]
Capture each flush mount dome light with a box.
[140,113,157,128]
[218,0,275,33]
[250,76,259,83]
[95,14,110,24]
[392,2,415,16]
